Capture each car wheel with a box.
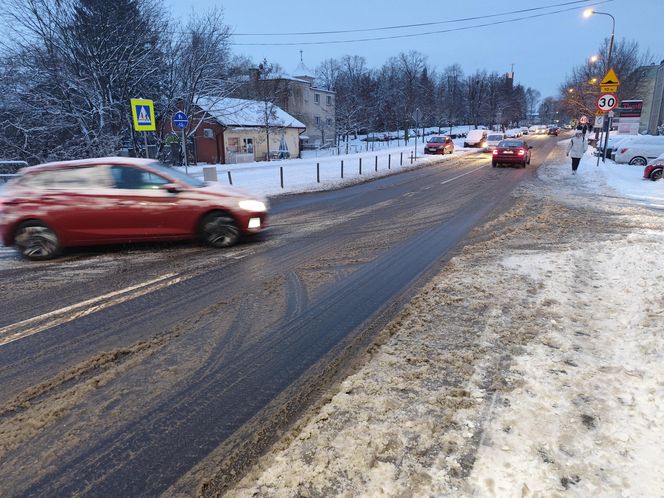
[14,220,61,260]
[629,156,647,166]
[651,169,663,181]
[492,161,497,167]
[199,211,240,248]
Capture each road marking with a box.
[0,272,187,348]
[440,164,488,185]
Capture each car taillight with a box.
[492,149,498,155]
[619,148,629,154]
[518,149,525,156]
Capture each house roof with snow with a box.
[293,61,315,80]
[195,97,306,129]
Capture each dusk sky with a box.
[167,0,662,99]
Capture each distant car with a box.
[464,129,488,148]
[492,139,532,168]
[0,157,269,260]
[505,128,522,138]
[424,135,455,155]
[485,133,506,152]
[547,127,559,136]
[614,135,664,165]
[643,153,664,181]
[520,127,530,135]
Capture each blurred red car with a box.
[492,139,532,168]
[0,158,268,260]
[547,127,560,136]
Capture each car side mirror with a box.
[161,183,181,194]
[528,146,533,149]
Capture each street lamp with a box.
[583,10,616,68]
[589,54,599,63]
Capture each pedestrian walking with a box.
[566,130,587,175]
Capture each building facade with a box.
[632,61,664,135]
[240,62,336,149]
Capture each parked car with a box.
[424,135,455,155]
[614,135,664,165]
[0,157,269,260]
[520,126,530,135]
[485,133,506,152]
[598,135,636,158]
[464,129,488,148]
[643,152,664,181]
[492,139,532,168]
[505,128,522,138]
[547,127,560,136]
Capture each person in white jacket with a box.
[566,130,588,175]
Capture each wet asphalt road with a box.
[0,135,561,497]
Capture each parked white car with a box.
[613,135,664,165]
[464,129,488,148]
[505,128,522,138]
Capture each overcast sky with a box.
[167,0,662,98]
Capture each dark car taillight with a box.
[620,148,629,154]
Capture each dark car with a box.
[547,127,560,136]
[643,154,664,181]
[0,157,269,260]
[424,135,455,155]
[492,139,532,168]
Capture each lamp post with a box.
[583,9,615,71]
[584,8,616,163]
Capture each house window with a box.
[314,93,320,104]
[243,138,254,154]
[326,95,332,106]
[327,118,333,125]
[203,128,214,139]
[315,116,321,125]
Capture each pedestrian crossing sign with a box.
[131,99,156,131]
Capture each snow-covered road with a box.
[222,142,664,497]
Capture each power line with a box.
[232,0,606,37]
[230,1,613,46]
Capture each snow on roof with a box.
[293,61,315,79]
[196,97,305,129]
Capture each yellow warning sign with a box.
[131,98,156,132]
[600,68,620,87]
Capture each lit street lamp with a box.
[589,54,599,63]
[583,9,615,69]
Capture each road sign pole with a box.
[602,112,613,163]
[182,130,188,174]
[143,132,149,159]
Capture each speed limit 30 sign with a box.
[596,93,618,112]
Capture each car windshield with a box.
[498,140,523,148]
[428,137,445,143]
[148,162,205,187]
[488,135,503,141]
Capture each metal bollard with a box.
[317,162,320,183]
[341,159,344,178]
[400,152,403,166]
[359,157,362,175]
[410,152,413,164]
[375,156,378,172]
[280,166,284,188]
[388,154,391,169]
[227,171,232,185]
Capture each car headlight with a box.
[239,200,267,212]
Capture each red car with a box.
[492,139,532,168]
[643,157,663,181]
[0,158,268,260]
[424,135,455,155]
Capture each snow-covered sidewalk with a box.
[219,142,664,497]
[174,139,478,196]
